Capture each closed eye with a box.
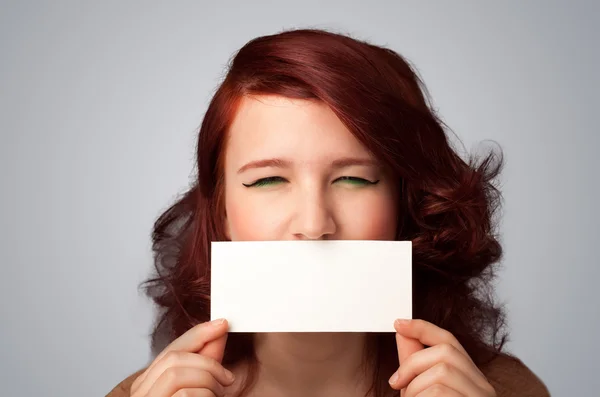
[242,176,287,188]
[334,176,379,186]
[242,176,379,188]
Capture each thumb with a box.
[199,332,229,362]
[395,333,423,397]
[395,332,424,364]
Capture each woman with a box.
[108,29,549,397]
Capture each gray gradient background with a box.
[1,1,597,396]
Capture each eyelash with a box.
[242,176,380,188]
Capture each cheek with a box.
[225,192,285,241]
[336,192,398,240]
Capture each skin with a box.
[130,95,496,397]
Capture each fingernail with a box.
[388,371,398,385]
[211,318,226,326]
[225,369,235,382]
[395,319,409,327]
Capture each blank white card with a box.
[210,240,412,332]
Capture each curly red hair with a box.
[142,28,507,397]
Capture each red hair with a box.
[143,28,507,397]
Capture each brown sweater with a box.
[106,353,549,397]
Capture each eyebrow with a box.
[330,157,378,168]
[237,157,378,174]
[237,158,292,174]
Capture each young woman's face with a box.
[223,95,398,241]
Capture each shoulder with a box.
[480,353,550,397]
[106,368,147,397]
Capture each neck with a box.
[250,332,373,397]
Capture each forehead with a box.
[225,95,372,165]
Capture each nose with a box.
[291,189,337,240]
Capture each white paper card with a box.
[210,240,412,332]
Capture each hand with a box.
[389,319,496,397]
[130,318,235,397]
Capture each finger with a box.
[131,319,229,394]
[162,319,229,357]
[392,320,425,394]
[133,351,234,397]
[390,343,488,391]
[130,371,147,397]
[172,388,217,397]
[414,384,464,397]
[395,331,424,365]
[394,319,469,358]
[199,332,229,362]
[146,367,224,397]
[403,362,485,397]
